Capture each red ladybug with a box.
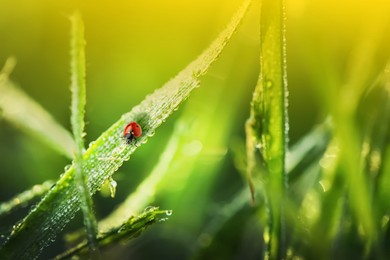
[123,122,142,144]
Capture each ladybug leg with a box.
[124,132,135,144]
[134,137,141,147]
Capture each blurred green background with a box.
[1,0,390,259]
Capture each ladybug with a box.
[123,121,142,144]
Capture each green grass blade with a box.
[246,0,288,258]
[287,119,332,184]
[0,1,252,258]
[55,207,170,259]
[0,180,54,219]
[0,59,76,159]
[69,11,99,254]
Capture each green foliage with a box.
[0,0,252,258]
[0,0,389,259]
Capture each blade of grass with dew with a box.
[99,120,184,232]
[0,180,54,220]
[69,11,99,254]
[0,1,252,258]
[0,59,76,159]
[55,207,170,259]
[245,0,288,258]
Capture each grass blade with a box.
[0,180,54,220]
[69,11,99,254]
[0,59,76,159]
[246,0,288,258]
[0,0,252,258]
[55,207,170,259]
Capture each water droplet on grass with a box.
[108,177,117,198]
[265,80,273,88]
[64,164,72,172]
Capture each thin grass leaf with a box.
[55,207,171,259]
[69,11,99,254]
[0,180,54,219]
[0,1,252,258]
[193,188,259,259]
[0,59,76,159]
[245,0,288,258]
[287,119,332,184]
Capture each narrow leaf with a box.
[55,207,171,259]
[69,11,99,253]
[246,0,288,258]
[0,0,252,258]
[0,180,54,219]
[0,59,76,159]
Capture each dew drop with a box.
[108,177,117,198]
[64,164,72,172]
[144,206,156,212]
[265,80,273,88]
[165,210,173,216]
[13,198,21,205]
